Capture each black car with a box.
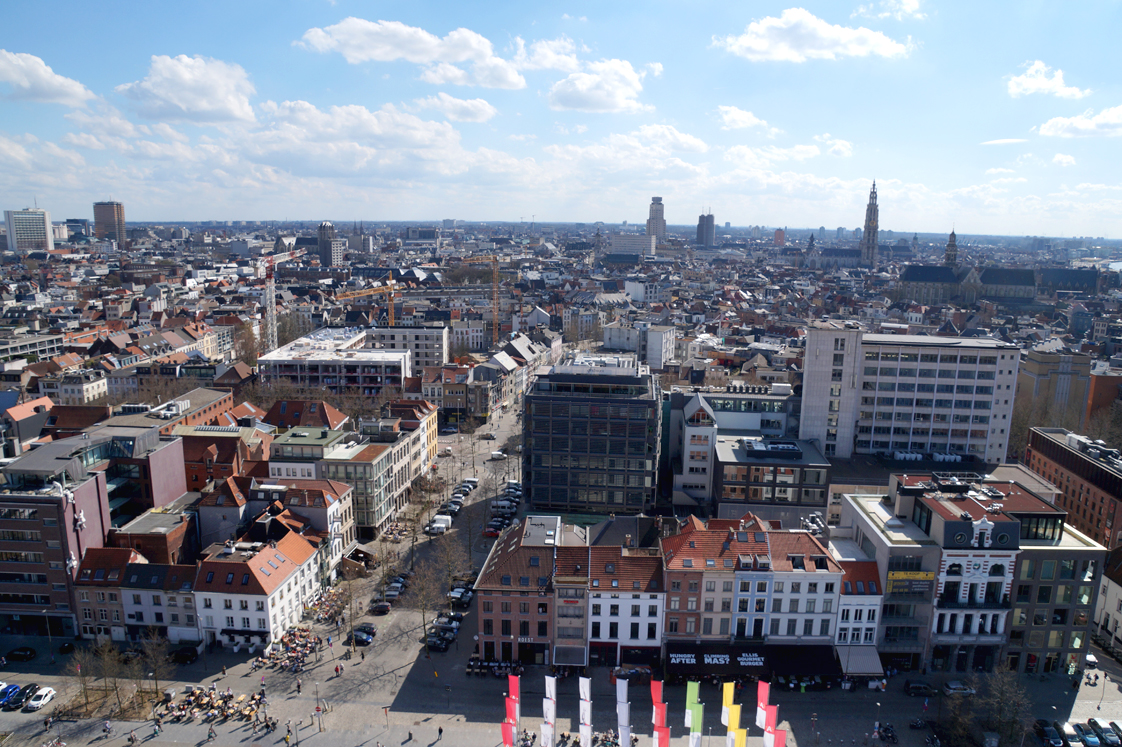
[425,637,450,652]
[121,649,142,661]
[57,643,74,655]
[356,622,378,637]
[371,602,392,615]
[5,647,35,662]
[168,647,198,665]
[439,612,465,623]
[4,684,38,710]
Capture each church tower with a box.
[945,229,958,267]
[858,181,879,266]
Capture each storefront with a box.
[665,641,770,680]
[767,645,843,678]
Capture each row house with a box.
[121,562,200,644]
[587,544,664,666]
[75,547,145,642]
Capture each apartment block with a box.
[366,326,450,372]
[801,322,1019,460]
[258,328,411,397]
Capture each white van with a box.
[490,500,515,512]
[491,451,507,460]
[463,477,479,487]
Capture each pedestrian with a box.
[296,679,302,694]
[253,721,259,735]
[439,726,443,740]
[222,665,227,677]
[287,720,292,735]
[285,735,291,746]
[361,651,365,663]
[334,664,339,677]
[152,725,160,738]
[128,730,137,745]
[261,674,266,687]
[207,725,216,741]
[104,720,113,735]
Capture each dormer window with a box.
[682,559,693,567]
[605,563,615,573]
[501,575,511,586]
[706,559,715,567]
[611,579,618,588]
[789,555,805,571]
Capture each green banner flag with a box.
[690,702,705,735]
[686,681,700,705]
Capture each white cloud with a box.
[1052,153,1076,167]
[814,133,853,156]
[1007,60,1090,99]
[989,177,1028,184]
[985,167,1015,174]
[116,55,256,123]
[0,50,95,107]
[980,138,1028,145]
[508,134,537,141]
[555,124,588,135]
[853,0,925,21]
[561,14,588,22]
[726,143,820,167]
[635,124,708,153]
[414,92,497,122]
[646,62,663,77]
[549,59,651,113]
[297,18,525,89]
[1039,105,1122,138]
[512,36,581,72]
[713,8,909,63]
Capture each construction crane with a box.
[334,272,398,326]
[462,256,500,346]
[264,257,278,353]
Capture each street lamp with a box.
[42,608,54,664]
[315,682,323,732]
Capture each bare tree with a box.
[276,312,314,348]
[140,630,174,698]
[410,548,452,652]
[66,645,96,710]
[941,680,977,747]
[974,664,1033,747]
[233,322,261,366]
[94,642,126,711]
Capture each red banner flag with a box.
[773,729,788,747]
[653,701,668,727]
[501,721,515,747]
[508,674,520,701]
[506,696,518,725]
[651,680,663,704]
[655,725,671,747]
[756,681,771,729]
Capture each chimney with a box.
[625,534,633,548]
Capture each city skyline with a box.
[1,1,1121,235]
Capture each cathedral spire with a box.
[859,181,879,266]
[945,229,958,268]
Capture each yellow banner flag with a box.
[735,728,748,747]
[728,704,741,732]
[723,682,735,707]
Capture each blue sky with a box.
[1,1,1120,236]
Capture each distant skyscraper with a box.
[93,201,126,247]
[646,197,666,241]
[774,228,785,247]
[836,227,845,239]
[944,229,958,267]
[4,208,53,253]
[858,182,879,266]
[696,212,715,247]
[318,221,345,266]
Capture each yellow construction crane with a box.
[462,256,500,346]
[334,273,398,326]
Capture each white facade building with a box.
[366,326,450,372]
[4,208,53,253]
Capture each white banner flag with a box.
[620,724,631,747]
[579,677,592,702]
[616,677,629,704]
[541,721,554,747]
[580,722,592,747]
[685,706,692,729]
[722,705,729,727]
[689,733,703,747]
[545,676,557,702]
[580,699,592,726]
[543,697,555,725]
[618,702,630,731]
[727,733,737,747]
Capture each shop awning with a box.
[767,645,843,677]
[665,641,770,678]
[836,645,884,676]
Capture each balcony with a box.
[930,632,1006,645]
[935,598,1010,610]
[878,638,924,652]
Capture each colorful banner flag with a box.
[579,677,592,702]
[509,674,521,702]
[722,682,735,726]
[728,704,741,732]
[545,675,557,702]
[543,697,555,725]
[756,681,770,729]
[763,707,779,747]
[685,704,692,729]
[653,702,667,727]
[654,725,671,747]
[689,703,705,735]
[501,721,515,747]
[726,733,737,747]
[620,724,631,747]
[506,696,519,725]
[580,722,592,747]
[686,681,700,705]
[616,677,629,705]
[651,680,663,704]
[580,699,592,726]
[772,729,788,747]
[734,728,748,747]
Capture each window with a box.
[519,621,530,636]
[648,623,657,640]
[484,619,493,635]
[803,619,814,636]
[609,622,619,638]
[703,618,713,635]
[820,619,831,636]
[786,619,797,636]
[610,604,619,616]
[685,619,696,634]
[501,620,511,636]
[539,621,548,637]
[630,622,640,640]
[668,619,678,634]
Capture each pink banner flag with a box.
[653,702,667,726]
[506,696,519,725]
[763,707,779,747]
[501,721,515,747]
[773,729,788,747]
[655,725,671,747]
[651,680,663,704]
[508,674,521,702]
[755,681,770,729]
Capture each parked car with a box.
[371,602,392,615]
[483,527,501,537]
[25,687,55,711]
[1075,724,1101,747]
[356,622,378,636]
[439,612,465,624]
[1035,720,1064,747]
[0,684,19,707]
[383,589,401,602]
[5,647,35,662]
[448,588,474,607]
[1088,720,1119,747]
[347,631,373,647]
[57,643,74,655]
[903,680,938,697]
[425,636,450,652]
[440,427,458,435]
[4,684,38,710]
[480,433,496,440]
[169,647,198,665]
[390,576,411,588]
[1055,721,1083,747]
[942,681,975,696]
[121,649,143,662]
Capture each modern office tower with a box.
[800,322,1019,460]
[317,221,345,266]
[646,197,666,242]
[65,218,90,239]
[93,201,126,246]
[944,230,958,267]
[4,208,53,253]
[696,212,715,247]
[858,182,879,266]
[523,354,662,515]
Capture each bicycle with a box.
[42,739,65,747]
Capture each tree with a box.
[233,322,261,366]
[140,629,174,698]
[941,677,977,747]
[410,545,452,652]
[276,312,314,348]
[94,641,125,710]
[974,664,1033,747]
[66,645,96,710]
[104,274,122,288]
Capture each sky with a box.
[2,1,1121,236]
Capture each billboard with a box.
[887,571,935,596]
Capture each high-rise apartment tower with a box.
[646,197,666,242]
[93,201,126,247]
